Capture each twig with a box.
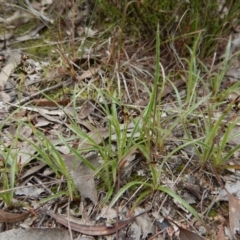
[8,79,73,110]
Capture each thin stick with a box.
[8,79,73,110]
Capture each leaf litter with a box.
[1,1,240,240]
[62,153,99,205]
[0,55,220,240]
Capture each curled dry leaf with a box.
[44,209,145,236]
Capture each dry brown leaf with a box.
[37,109,64,124]
[15,183,45,197]
[78,100,95,119]
[216,180,240,201]
[20,162,46,179]
[45,209,145,236]
[62,153,99,205]
[77,66,100,81]
[34,118,51,127]
[216,224,226,240]
[213,167,240,239]
[0,91,11,102]
[84,27,98,37]
[165,218,206,240]
[20,125,33,139]
[31,99,70,107]
[55,145,70,155]
[178,226,206,240]
[0,210,30,224]
[0,63,15,90]
[0,50,21,90]
[76,128,110,149]
[227,190,240,238]
[134,207,154,238]
[14,142,36,165]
